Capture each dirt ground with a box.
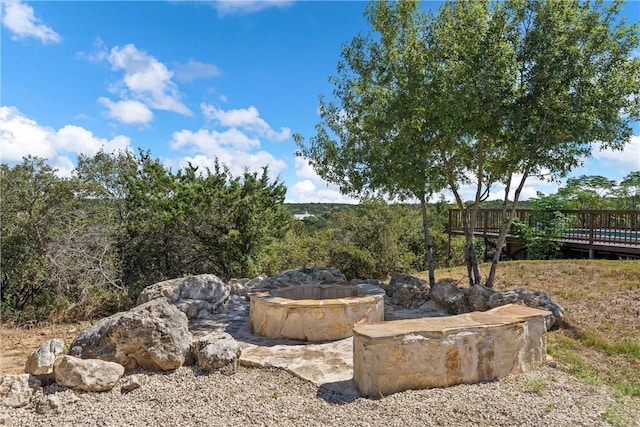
[0,323,85,375]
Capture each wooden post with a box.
[588,211,595,259]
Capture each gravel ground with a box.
[2,365,639,427]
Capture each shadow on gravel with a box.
[316,379,361,404]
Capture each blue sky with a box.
[1,0,639,204]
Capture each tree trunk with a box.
[419,193,436,287]
[461,207,481,286]
[449,183,481,287]
[486,171,529,287]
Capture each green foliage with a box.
[557,175,617,209]
[511,213,567,260]
[510,193,569,260]
[449,236,485,267]
[1,151,291,321]
[611,171,640,210]
[259,221,330,276]
[262,200,455,280]
[297,0,640,287]
[1,157,84,314]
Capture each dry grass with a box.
[422,259,640,396]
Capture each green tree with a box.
[75,149,138,221]
[259,220,331,276]
[295,0,445,285]
[432,0,640,286]
[1,157,124,319]
[616,171,640,210]
[557,175,617,209]
[322,200,423,279]
[511,192,570,259]
[0,157,74,312]
[217,167,292,278]
[299,0,640,288]
[77,150,292,294]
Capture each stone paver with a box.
[189,295,449,397]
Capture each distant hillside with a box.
[285,201,533,217]
[284,203,355,217]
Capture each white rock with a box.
[0,374,41,408]
[136,274,231,319]
[25,338,65,376]
[53,355,124,392]
[69,298,192,371]
[191,332,241,375]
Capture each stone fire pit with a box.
[249,282,385,341]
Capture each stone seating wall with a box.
[353,304,549,397]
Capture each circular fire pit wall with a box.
[250,283,385,341]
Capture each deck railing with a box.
[448,209,640,246]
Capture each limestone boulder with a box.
[228,276,265,297]
[445,291,471,314]
[428,280,460,307]
[25,338,65,385]
[53,355,124,392]
[488,289,564,329]
[191,332,241,375]
[446,285,493,314]
[137,274,230,319]
[466,285,495,312]
[69,298,192,371]
[0,374,40,408]
[386,274,430,308]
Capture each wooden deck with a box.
[448,209,640,258]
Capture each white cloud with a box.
[286,156,358,203]
[201,103,291,141]
[77,38,108,63]
[98,97,154,125]
[213,0,294,16]
[0,106,54,160]
[294,156,322,180]
[170,102,292,186]
[104,44,191,117]
[56,125,130,154]
[0,106,131,175]
[168,129,285,178]
[286,180,358,204]
[173,59,221,82]
[593,135,640,171]
[1,0,61,44]
[170,128,260,151]
[176,152,286,180]
[292,179,316,194]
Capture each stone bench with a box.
[353,303,550,397]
